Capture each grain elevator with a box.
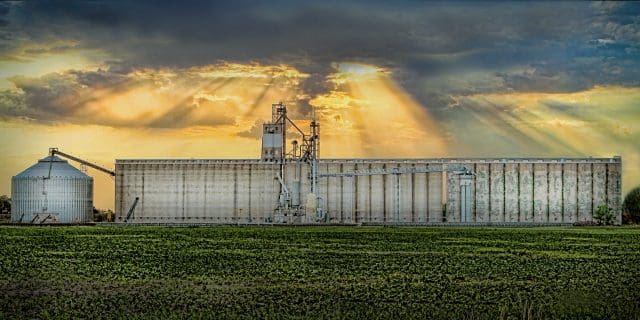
[114,102,623,225]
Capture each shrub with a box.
[573,221,598,227]
[593,204,614,226]
[93,209,115,222]
[622,187,640,224]
[0,195,10,214]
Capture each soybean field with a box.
[1,226,639,319]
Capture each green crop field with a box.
[1,226,639,319]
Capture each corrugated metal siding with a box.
[11,156,93,224]
[11,176,92,223]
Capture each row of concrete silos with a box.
[112,158,623,225]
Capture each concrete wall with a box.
[115,157,622,224]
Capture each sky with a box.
[0,1,638,209]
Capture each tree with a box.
[623,187,640,224]
[93,208,115,222]
[0,195,10,214]
[594,204,614,226]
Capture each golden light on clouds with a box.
[328,62,389,84]
[449,86,640,193]
[0,40,109,90]
[311,62,449,158]
[8,62,309,129]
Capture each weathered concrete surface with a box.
[563,163,578,224]
[326,163,341,223]
[548,163,563,223]
[446,171,460,222]
[342,163,356,223]
[592,164,607,219]
[518,163,533,222]
[370,163,384,223]
[384,164,395,223]
[607,160,622,224]
[355,163,370,223]
[533,163,548,223]
[504,163,519,222]
[474,164,490,223]
[577,163,593,222]
[427,169,443,223]
[413,170,428,223]
[400,163,413,223]
[490,163,505,222]
[115,158,622,225]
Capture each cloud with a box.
[0,62,308,129]
[237,120,264,139]
[0,1,637,112]
[1,2,634,70]
[442,87,640,157]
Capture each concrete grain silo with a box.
[11,155,93,224]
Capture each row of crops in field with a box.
[1,226,639,319]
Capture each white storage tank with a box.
[11,155,93,224]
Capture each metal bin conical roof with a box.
[13,156,91,179]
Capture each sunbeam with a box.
[311,62,449,158]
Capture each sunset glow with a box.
[0,2,638,209]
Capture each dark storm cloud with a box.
[0,3,10,27]
[6,1,428,71]
[1,1,625,66]
[0,89,26,121]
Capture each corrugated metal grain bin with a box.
[11,155,93,224]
